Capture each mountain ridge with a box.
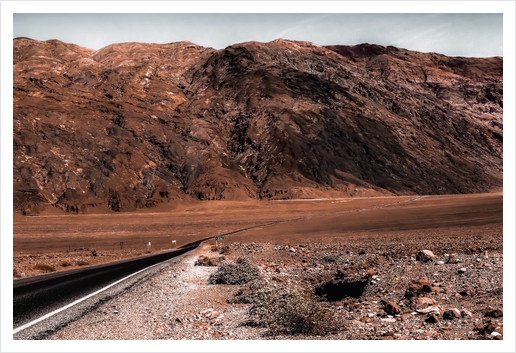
[13,38,503,214]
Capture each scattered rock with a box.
[479,321,499,335]
[376,309,387,317]
[417,305,443,315]
[425,314,440,323]
[459,289,474,296]
[413,297,436,306]
[381,300,401,316]
[380,334,394,339]
[380,318,396,323]
[315,277,369,301]
[461,309,473,318]
[405,276,433,299]
[448,254,459,264]
[416,250,436,262]
[443,308,461,320]
[398,313,413,321]
[485,309,503,318]
[458,267,467,274]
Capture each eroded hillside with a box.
[13,38,503,214]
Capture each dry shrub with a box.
[33,263,56,273]
[230,279,268,304]
[76,260,90,266]
[321,254,338,263]
[208,257,260,285]
[195,255,225,266]
[59,260,73,267]
[249,286,342,336]
[219,245,231,255]
[91,249,98,257]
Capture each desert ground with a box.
[13,193,502,279]
[13,193,504,341]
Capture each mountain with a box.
[13,38,503,214]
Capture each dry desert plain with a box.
[13,192,504,340]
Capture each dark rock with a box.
[459,289,474,297]
[315,278,368,301]
[425,314,440,323]
[485,309,503,318]
[479,321,498,335]
[443,308,461,320]
[381,300,401,316]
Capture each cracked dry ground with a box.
[49,224,503,341]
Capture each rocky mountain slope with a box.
[13,38,503,214]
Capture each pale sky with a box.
[13,13,503,58]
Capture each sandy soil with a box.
[13,193,502,279]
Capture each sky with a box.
[13,13,503,58]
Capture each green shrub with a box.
[208,257,260,285]
[248,286,341,336]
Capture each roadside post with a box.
[215,235,225,247]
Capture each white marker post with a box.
[215,235,224,247]
[147,242,151,251]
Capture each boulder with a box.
[416,250,436,262]
[405,276,433,299]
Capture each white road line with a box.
[13,257,172,335]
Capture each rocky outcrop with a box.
[13,38,503,213]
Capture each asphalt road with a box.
[13,240,204,339]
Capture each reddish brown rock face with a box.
[13,38,503,214]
